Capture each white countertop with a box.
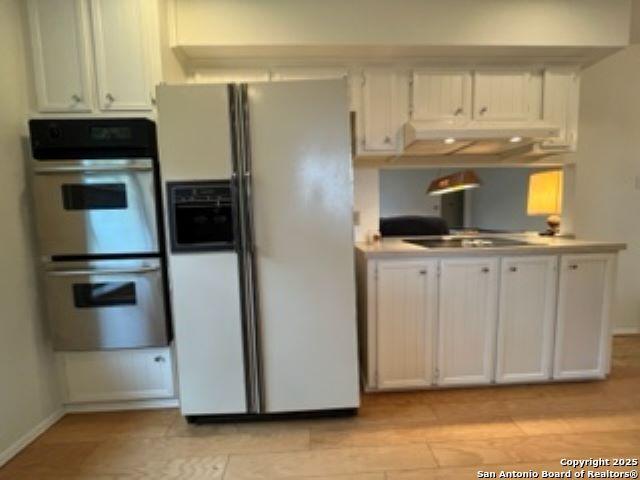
[355,233,626,258]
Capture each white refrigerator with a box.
[156,80,360,418]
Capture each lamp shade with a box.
[427,170,481,196]
[527,170,563,216]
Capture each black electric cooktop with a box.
[404,238,534,249]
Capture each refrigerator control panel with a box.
[166,180,236,252]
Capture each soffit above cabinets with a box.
[168,0,631,69]
[175,45,623,70]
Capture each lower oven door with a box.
[32,159,159,257]
[42,258,168,350]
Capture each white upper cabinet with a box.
[376,260,437,389]
[361,70,406,153]
[411,69,471,122]
[90,0,153,111]
[27,0,93,112]
[437,258,499,386]
[542,68,580,149]
[27,0,159,114]
[473,70,532,121]
[554,254,615,380]
[496,256,557,384]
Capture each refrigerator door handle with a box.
[230,83,263,415]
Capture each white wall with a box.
[174,0,631,48]
[572,44,640,332]
[0,0,61,464]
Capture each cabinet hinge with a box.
[435,368,440,380]
[437,265,441,277]
[374,267,378,280]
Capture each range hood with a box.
[404,122,561,156]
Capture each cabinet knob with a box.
[509,266,518,272]
[454,107,463,116]
[481,267,490,273]
[383,136,392,144]
[154,355,165,363]
[569,264,579,270]
[71,94,82,103]
[105,93,115,103]
[479,106,488,115]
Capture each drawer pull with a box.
[569,264,579,270]
[481,267,490,273]
[509,266,518,272]
[154,356,166,363]
[419,270,427,275]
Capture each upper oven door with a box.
[32,159,159,257]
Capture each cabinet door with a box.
[90,0,152,111]
[376,260,437,389]
[437,258,499,386]
[473,70,531,121]
[27,0,93,112]
[554,254,615,380]
[542,69,580,149]
[496,256,557,383]
[59,348,174,403]
[361,70,403,152]
[412,70,471,122]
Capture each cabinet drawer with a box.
[59,348,174,403]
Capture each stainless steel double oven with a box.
[29,119,170,351]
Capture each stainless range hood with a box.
[404,121,561,156]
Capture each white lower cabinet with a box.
[437,258,499,386]
[376,260,437,389]
[358,251,617,392]
[554,254,615,380]
[496,256,557,383]
[58,348,175,404]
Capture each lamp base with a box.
[539,214,561,236]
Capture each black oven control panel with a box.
[29,118,157,159]
[167,181,236,253]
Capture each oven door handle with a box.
[45,266,160,276]
[33,164,153,174]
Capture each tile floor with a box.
[1,336,639,479]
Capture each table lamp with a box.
[527,169,563,236]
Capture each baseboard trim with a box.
[614,327,640,335]
[64,397,179,413]
[0,408,65,468]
